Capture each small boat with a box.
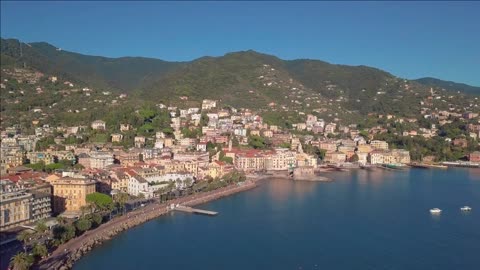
[430,208,442,214]
[460,206,472,211]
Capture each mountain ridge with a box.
[2,38,478,90]
[1,38,479,122]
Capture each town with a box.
[1,46,480,270]
[2,91,480,231]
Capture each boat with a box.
[380,163,405,170]
[460,206,472,211]
[430,208,442,214]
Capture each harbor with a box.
[74,168,480,270]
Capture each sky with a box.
[1,1,479,86]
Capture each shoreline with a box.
[35,180,258,270]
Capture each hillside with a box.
[1,38,479,129]
[1,38,183,91]
[414,77,480,95]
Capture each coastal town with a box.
[2,2,480,270]
[1,70,480,269]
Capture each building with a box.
[0,192,32,231]
[264,149,296,171]
[111,133,123,143]
[120,124,131,132]
[207,161,233,179]
[29,191,52,223]
[51,177,96,214]
[370,140,389,150]
[91,120,106,130]
[134,136,146,148]
[368,149,410,165]
[202,99,217,110]
[319,141,337,152]
[324,152,346,164]
[235,152,267,172]
[453,138,468,148]
[468,151,480,162]
[127,176,148,197]
[89,152,114,169]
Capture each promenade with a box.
[35,181,257,270]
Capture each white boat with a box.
[460,206,472,211]
[430,208,442,214]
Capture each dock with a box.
[173,205,218,216]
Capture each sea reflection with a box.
[265,178,318,203]
[265,178,292,203]
[467,168,480,180]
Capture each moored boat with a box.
[430,208,442,214]
[460,206,472,211]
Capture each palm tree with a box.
[175,178,182,189]
[35,221,48,235]
[9,252,33,270]
[114,192,129,215]
[56,216,66,225]
[184,178,193,188]
[16,230,32,251]
[32,243,48,259]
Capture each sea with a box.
[74,168,480,270]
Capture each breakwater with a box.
[36,181,257,270]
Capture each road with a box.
[36,181,256,270]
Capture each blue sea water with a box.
[74,168,480,270]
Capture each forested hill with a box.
[414,77,480,95]
[1,38,478,119]
[0,38,183,91]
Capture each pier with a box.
[173,205,218,216]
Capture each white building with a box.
[127,176,149,197]
[91,120,106,130]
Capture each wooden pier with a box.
[173,205,218,216]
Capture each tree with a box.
[32,243,48,259]
[279,142,291,149]
[75,218,92,234]
[56,216,67,225]
[113,192,129,214]
[175,178,183,189]
[53,224,76,244]
[248,135,268,149]
[184,178,193,188]
[35,221,48,234]
[351,154,359,162]
[63,224,76,242]
[88,213,103,228]
[9,252,34,270]
[199,113,209,127]
[86,192,113,212]
[17,230,32,250]
[80,205,91,217]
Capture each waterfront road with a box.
[35,181,257,270]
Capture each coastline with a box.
[35,180,259,270]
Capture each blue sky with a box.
[1,1,479,86]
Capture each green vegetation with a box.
[218,151,233,164]
[86,192,114,212]
[32,243,48,259]
[74,218,92,234]
[9,252,34,270]
[248,135,271,149]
